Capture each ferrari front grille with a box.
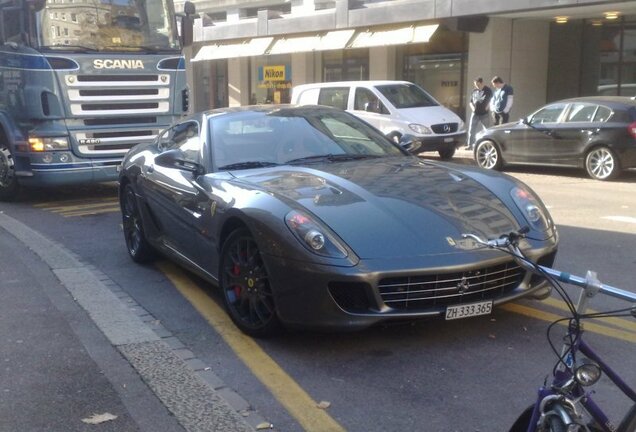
[378,261,524,310]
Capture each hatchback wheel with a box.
[121,184,156,263]
[585,146,620,180]
[220,228,281,337]
[0,144,19,201]
[475,140,503,170]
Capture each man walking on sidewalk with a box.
[466,77,492,150]
[490,76,514,125]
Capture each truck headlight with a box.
[408,123,432,135]
[28,136,70,152]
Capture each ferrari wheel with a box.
[585,146,620,180]
[0,144,19,201]
[475,140,503,170]
[220,228,281,337]
[121,184,156,263]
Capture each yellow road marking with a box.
[157,261,346,432]
[540,297,636,333]
[60,206,121,217]
[33,197,118,208]
[34,198,120,217]
[501,303,636,344]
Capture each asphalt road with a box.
[1,152,635,432]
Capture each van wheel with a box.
[0,144,19,201]
[438,148,455,160]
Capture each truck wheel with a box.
[0,144,19,201]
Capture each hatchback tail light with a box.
[628,122,636,139]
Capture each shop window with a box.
[323,49,369,82]
[250,55,292,104]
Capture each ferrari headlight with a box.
[574,358,602,386]
[408,123,432,135]
[285,210,347,258]
[510,186,551,231]
[28,136,69,152]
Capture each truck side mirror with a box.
[179,1,196,48]
[26,0,46,12]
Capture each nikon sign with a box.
[260,65,289,82]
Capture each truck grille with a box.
[378,261,524,310]
[65,74,171,156]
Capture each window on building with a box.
[323,49,369,82]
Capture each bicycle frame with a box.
[526,337,636,432]
[461,233,636,432]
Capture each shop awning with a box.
[192,23,439,61]
[349,24,439,48]
[193,37,274,62]
[268,30,355,55]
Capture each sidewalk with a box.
[0,212,257,432]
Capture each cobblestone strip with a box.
[0,212,268,432]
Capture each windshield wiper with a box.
[39,45,98,53]
[218,161,279,170]
[284,154,381,164]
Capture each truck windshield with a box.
[375,84,438,109]
[35,0,180,52]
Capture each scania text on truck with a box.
[0,0,195,200]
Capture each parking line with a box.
[501,303,636,344]
[540,297,636,333]
[157,261,347,432]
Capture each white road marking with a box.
[602,216,636,224]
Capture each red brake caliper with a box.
[232,264,241,297]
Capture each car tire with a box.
[0,143,19,201]
[585,146,620,181]
[438,147,455,160]
[121,183,156,263]
[220,228,282,338]
[475,140,503,170]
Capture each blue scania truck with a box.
[0,0,194,200]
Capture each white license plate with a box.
[445,301,492,320]
[444,137,454,143]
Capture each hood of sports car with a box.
[232,158,520,259]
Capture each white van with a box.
[291,80,466,159]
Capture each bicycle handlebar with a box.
[462,232,636,304]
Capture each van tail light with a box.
[628,122,636,139]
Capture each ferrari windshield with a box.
[36,0,179,51]
[210,107,406,169]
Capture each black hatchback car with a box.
[474,97,636,180]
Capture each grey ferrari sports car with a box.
[119,105,558,337]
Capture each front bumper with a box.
[263,243,557,330]
[408,132,466,154]
[14,152,121,187]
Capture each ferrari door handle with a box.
[147,165,155,173]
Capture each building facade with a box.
[176,0,636,122]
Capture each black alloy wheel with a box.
[121,184,156,263]
[0,144,19,201]
[220,228,281,337]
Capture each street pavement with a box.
[0,211,258,432]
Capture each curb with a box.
[0,211,270,432]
